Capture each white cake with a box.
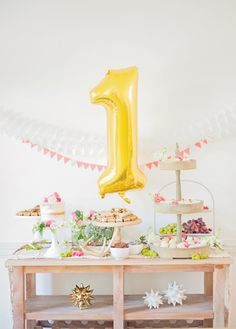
[40,193,65,221]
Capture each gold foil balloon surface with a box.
[90,67,146,199]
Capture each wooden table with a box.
[5,256,233,329]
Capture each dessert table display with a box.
[7,68,233,329]
[11,188,233,329]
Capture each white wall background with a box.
[0,0,236,328]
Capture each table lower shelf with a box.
[25,294,213,321]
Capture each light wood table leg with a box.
[8,266,25,329]
[204,272,213,327]
[26,274,36,329]
[225,265,231,328]
[213,265,226,328]
[113,266,124,329]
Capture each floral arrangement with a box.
[71,210,114,246]
[33,219,67,235]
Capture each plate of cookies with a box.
[91,208,141,227]
[16,205,41,220]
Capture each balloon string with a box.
[118,192,131,204]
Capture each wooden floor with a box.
[25,294,213,321]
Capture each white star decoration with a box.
[163,281,187,307]
[143,289,163,309]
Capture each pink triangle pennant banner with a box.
[146,163,152,170]
[153,161,158,167]
[57,154,63,161]
[97,165,104,171]
[77,161,82,168]
[83,163,89,169]
[43,148,49,155]
[203,139,208,144]
[50,151,56,158]
[184,147,190,155]
[90,164,96,170]
[63,157,70,164]
[195,142,202,148]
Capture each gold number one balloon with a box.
[90,66,146,201]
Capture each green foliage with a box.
[24,243,43,251]
[32,221,46,234]
[71,209,114,245]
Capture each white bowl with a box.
[110,247,130,260]
[128,243,143,255]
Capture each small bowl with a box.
[110,247,130,260]
[128,243,143,255]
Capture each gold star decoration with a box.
[70,283,94,309]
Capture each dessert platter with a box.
[155,198,204,214]
[16,204,41,220]
[91,208,141,249]
[158,157,196,171]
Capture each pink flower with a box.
[71,212,77,220]
[203,205,209,210]
[45,220,55,228]
[184,242,190,248]
[88,210,95,219]
[171,200,179,205]
[154,193,165,203]
[182,232,187,239]
[54,192,61,202]
[72,250,84,257]
[77,220,83,226]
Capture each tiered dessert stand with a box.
[155,144,210,258]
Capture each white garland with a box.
[1,105,236,165]
[0,108,106,163]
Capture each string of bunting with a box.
[22,139,106,172]
[145,139,208,170]
[22,138,208,172]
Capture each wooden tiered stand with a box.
[155,144,211,258]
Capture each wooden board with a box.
[155,200,203,214]
[5,254,233,268]
[124,294,213,320]
[92,218,141,228]
[25,295,113,321]
[159,160,196,171]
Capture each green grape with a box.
[141,247,158,257]
[192,253,209,260]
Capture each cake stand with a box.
[78,219,141,257]
[93,218,141,244]
[155,143,211,258]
